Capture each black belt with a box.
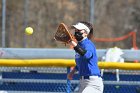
[80,75,101,79]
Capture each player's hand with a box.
[67,72,74,80]
[69,41,77,47]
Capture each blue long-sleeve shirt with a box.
[75,38,101,76]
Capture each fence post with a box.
[2,0,6,48]
[67,67,71,93]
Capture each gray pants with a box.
[78,76,104,93]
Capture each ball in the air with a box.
[25,27,33,35]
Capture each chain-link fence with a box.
[0,67,71,93]
[0,67,140,93]
[0,48,139,93]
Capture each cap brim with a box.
[72,23,90,34]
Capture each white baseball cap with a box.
[72,23,90,34]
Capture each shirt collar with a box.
[78,37,88,45]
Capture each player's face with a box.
[74,29,87,41]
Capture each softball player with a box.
[68,21,104,93]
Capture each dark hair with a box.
[79,21,94,39]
